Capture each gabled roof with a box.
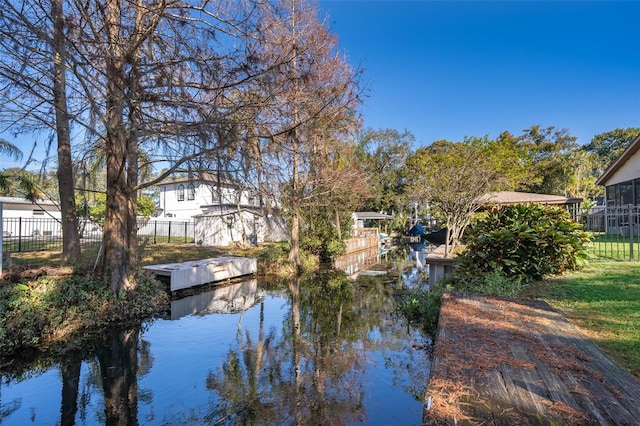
[157,172,240,187]
[479,191,583,206]
[0,196,59,207]
[353,211,394,220]
[596,134,640,186]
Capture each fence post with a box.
[18,217,22,252]
[168,221,172,243]
[154,221,157,244]
[184,221,187,243]
[629,205,634,261]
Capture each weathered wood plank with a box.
[424,293,640,425]
[534,327,640,424]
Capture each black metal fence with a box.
[1,217,195,253]
[578,205,640,261]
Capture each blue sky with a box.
[319,0,640,148]
[1,1,638,169]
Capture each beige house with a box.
[596,134,640,206]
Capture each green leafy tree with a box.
[583,127,640,169]
[88,193,106,227]
[518,125,578,196]
[485,131,530,191]
[405,138,502,257]
[0,168,56,201]
[136,196,157,217]
[566,149,601,200]
[355,128,413,214]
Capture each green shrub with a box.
[256,242,290,274]
[257,241,320,275]
[457,204,591,283]
[448,270,522,297]
[396,280,452,336]
[0,273,168,356]
[257,242,289,263]
[396,205,590,336]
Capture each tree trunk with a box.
[288,209,301,270]
[288,129,301,270]
[126,44,141,271]
[52,0,81,266]
[103,0,132,293]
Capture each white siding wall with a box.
[159,180,261,219]
[194,212,289,246]
[159,181,209,218]
[2,204,61,219]
[605,153,640,186]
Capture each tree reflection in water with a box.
[97,328,140,425]
[206,272,422,425]
[0,272,429,425]
[60,356,81,426]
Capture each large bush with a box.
[0,273,168,356]
[456,204,591,283]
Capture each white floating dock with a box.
[143,257,257,291]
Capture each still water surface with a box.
[1,273,430,425]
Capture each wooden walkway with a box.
[424,293,640,425]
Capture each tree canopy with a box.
[583,127,640,169]
[0,0,363,290]
[405,138,502,256]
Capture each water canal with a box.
[1,271,431,425]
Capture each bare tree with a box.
[2,0,268,292]
[1,0,362,288]
[0,0,81,265]
[52,0,81,264]
[69,0,277,293]
[251,0,362,270]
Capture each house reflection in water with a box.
[170,279,264,320]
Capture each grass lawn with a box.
[7,242,262,268]
[588,232,640,261]
[524,261,640,378]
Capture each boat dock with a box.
[424,293,640,425]
[143,257,257,291]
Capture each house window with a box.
[606,180,640,206]
[606,185,616,206]
[187,183,195,200]
[177,184,185,201]
[620,181,633,205]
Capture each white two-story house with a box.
[157,173,261,219]
[155,173,288,246]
